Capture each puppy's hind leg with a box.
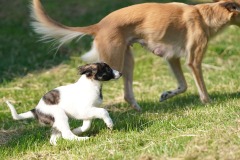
[53,110,89,143]
[123,47,141,111]
[160,58,187,102]
[50,128,62,146]
[72,120,92,135]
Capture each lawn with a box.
[0,0,240,159]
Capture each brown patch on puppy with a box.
[43,89,60,105]
[78,63,98,78]
[31,109,55,125]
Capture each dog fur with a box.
[30,0,240,111]
[6,63,122,145]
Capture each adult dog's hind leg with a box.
[96,34,141,111]
[96,35,141,111]
[97,34,126,72]
[160,58,187,102]
[123,47,141,111]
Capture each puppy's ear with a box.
[103,62,110,67]
[78,64,97,77]
[223,2,240,13]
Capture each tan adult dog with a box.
[31,0,240,111]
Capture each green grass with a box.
[1,0,240,159]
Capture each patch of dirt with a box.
[0,129,19,145]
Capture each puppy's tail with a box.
[5,101,35,120]
[30,0,99,48]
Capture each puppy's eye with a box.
[101,73,108,80]
[106,67,111,72]
[102,73,107,77]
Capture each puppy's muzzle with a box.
[113,70,122,79]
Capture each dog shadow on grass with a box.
[138,91,240,112]
[106,91,240,132]
[0,120,51,149]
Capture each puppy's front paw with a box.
[106,119,114,130]
[50,135,59,146]
[50,139,57,146]
[107,123,114,130]
[76,136,90,141]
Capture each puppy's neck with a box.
[77,74,102,88]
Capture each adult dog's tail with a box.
[31,0,98,47]
[5,101,35,120]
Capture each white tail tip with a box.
[5,101,35,120]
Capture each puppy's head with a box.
[78,63,122,81]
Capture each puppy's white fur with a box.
[6,63,121,145]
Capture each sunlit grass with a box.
[0,0,240,159]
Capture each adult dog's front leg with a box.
[160,58,187,102]
[188,59,210,103]
[187,44,210,103]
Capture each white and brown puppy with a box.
[6,63,122,145]
[30,0,240,111]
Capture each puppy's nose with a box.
[112,70,122,79]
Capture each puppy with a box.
[30,0,240,111]
[6,62,122,145]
